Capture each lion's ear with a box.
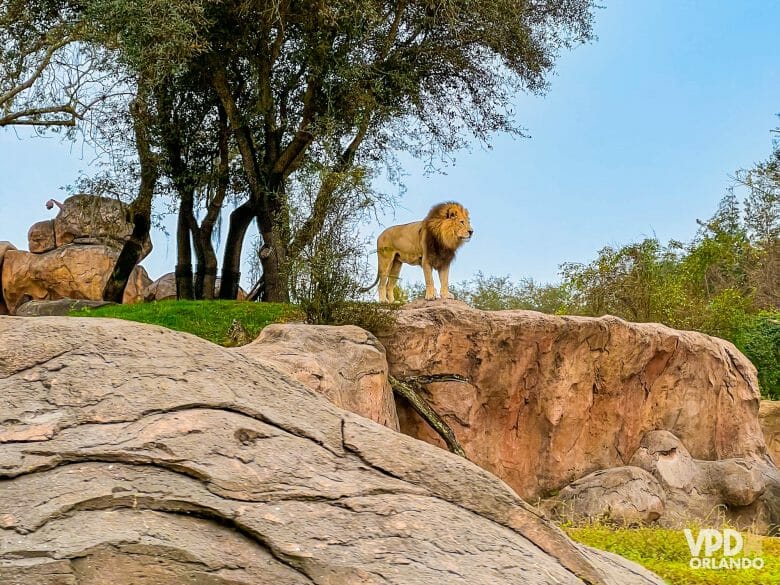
[446,209,455,219]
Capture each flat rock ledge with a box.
[0,316,663,585]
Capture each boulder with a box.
[1,245,151,312]
[629,430,780,531]
[27,220,56,253]
[143,272,248,301]
[378,300,766,500]
[760,400,780,465]
[52,194,152,259]
[0,240,17,315]
[0,317,663,585]
[238,324,400,431]
[544,467,666,526]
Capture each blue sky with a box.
[1,0,778,287]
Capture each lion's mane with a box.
[422,201,470,270]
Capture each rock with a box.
[378,300,766,500]
[0,317,663,585]
[52,194,152,259]
[143,272,248,301]
[0,240,17,315]
[143,271,177,300]
[1,245,151,312]
[629,430,780,531]
[545,467,666,526]
[760,400,780,465]
[27,220,56,253]
[15,299,115,316]
[238,324,400,431]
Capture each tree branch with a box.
[389,374,467,458]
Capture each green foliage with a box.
[733,312,780,399]
[565,525,780,585]
[70,300,302,346]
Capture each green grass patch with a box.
[70,300,304,346]
[564,525,780,585]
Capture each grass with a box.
[70,300,304,346]
[564,524,780,585]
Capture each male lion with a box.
[363,202,473,303]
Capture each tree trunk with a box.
[103,93,157,303]
[219,200,255,299]
[176,191,194,300]
[258,221,290,302]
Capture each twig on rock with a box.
[389,374,468,459]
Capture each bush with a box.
[733,311,780,399]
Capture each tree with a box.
[89,0,595,301]
[0,0,115,128]
[4,0,596,303]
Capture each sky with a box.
[1,0,778,289]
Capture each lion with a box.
[362,202,473,303]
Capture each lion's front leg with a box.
[422,259,437,300]
[438,265,452,299]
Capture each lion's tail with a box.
[356,273,380,294]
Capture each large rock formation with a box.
[545,430,780,532]
[378,301,766,501]
[0,316,662,585]
[1,195,153,313]
[238,324,400,431]
[2,245,151,311]
[629,430,780,531]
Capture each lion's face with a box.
[445,205,474,241]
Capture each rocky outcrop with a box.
[2,195,154,313]
[27,220,56,253]
[544,430,780,531]
[2,245,151,311]
[0,317,663,585]
[378,301,766,501]
[51,194,153,256]
[545,467,666,526]
[0,241,16,315]
[238,324,400,431]
[760,400,780,465]
[628,430,780,532]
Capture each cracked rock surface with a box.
[0,316,663,585]
[379,300,767,501]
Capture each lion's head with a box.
[423,201,473,269]
[425,201,473,246]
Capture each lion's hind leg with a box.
[377,248,396,303]
[386,257,403,303]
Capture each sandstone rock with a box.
[629,430,780,531]
[378,300,766,500]
[15,299,115,316]
[1,245,151,312]
[545,467,666,526]
[53,194,152,259]
[27,220,56,253]
[0,317,663,585]
[143,271,177,300]
[760,400,780,465]
[143,272,248,301]
[239,324,400,431]
[0,240,17,315]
